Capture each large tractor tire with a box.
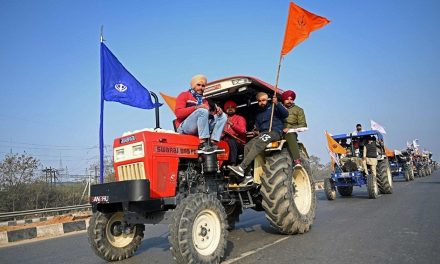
[367,174,379,199]
[377,159,393,194]
[260,149,316,235]
[337,186,353,197]
[403,165,411,182]
[409,165,415,181]
[324,178,336,200]
[168,193,228,264]
[87,211,145,261]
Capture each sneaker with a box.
[228,165,245,177]
[238,175,254,187]
[294,159,302,167]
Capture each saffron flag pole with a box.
[99,28,161,183]
[269,1,330,131]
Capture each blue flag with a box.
[99,42,161,183]
[101,42,160,109]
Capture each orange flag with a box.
[325,131,347,155]
[385,146,395,158]
[281,2,330,56]
[159,92,177,115]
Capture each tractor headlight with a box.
[115,149,125,161]
[132,144,144,157]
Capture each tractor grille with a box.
[117,162,146,181]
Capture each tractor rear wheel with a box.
[367,174,379,199]
[377,159,393,194]
[409,165,415,181]
[87,211,144,261]
[324,178,336,200]
[168,193,228,264]
[403,165,411,181]
[261,148,316,234]
[337,186,353,196]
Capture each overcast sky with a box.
[1,0,439,176]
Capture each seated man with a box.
[175,74,227,151]
[228,92,289,183]
[222,100,246,165]
[281,90,307,166]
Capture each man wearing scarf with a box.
[175,74,227,150]
[282,90,307,166]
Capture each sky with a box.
[1,0,439,179]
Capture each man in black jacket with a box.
[228,92,289,182]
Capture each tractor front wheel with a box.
[168,193,228,264]
[87,211,144,261]
[324,178,336,200]
[337,186,353,197]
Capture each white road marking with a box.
[222,236,290,264]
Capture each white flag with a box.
[412,139,419,149]
[370,120,386,134]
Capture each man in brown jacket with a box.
[282,90,307,166]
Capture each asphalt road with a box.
[1,171,440,264]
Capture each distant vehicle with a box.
[324,130,393,200]
[387,150,414,181]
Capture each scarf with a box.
[190,89,204,105]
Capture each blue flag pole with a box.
[99,30,105,184]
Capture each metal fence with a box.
[0,204,91,220]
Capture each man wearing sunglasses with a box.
[228,92,289,183]
[175,74,227,151]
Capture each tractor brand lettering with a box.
[204,83,221,93]
[155,146,197,155]
[120,135,136,144]
[90,196,109,203]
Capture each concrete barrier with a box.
[0,219,88,245]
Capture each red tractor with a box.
[88,76,316,263]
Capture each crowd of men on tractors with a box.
[87,74,436,263]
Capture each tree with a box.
[308,155,332,181]
[0,153,40,211]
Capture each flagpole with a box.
[268,54,284,132]
[99,26,105,184]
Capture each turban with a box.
[224,100,237,109]
[190,74,207,88]
[282,90,296,102]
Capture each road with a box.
[1,171,440,264]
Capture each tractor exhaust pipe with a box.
[150,91,160,129]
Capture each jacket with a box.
[174,90,209,128]
[284,104,307,129]
[256,103,289,133]
[223,114,246,143]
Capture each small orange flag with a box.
[281,2,330,56]
[159,92,177,115]
[385,146,395,158]
[325,131,347,155]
